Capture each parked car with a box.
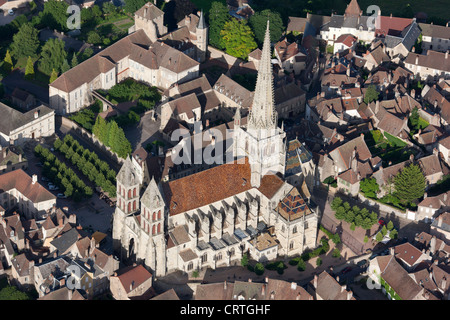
[8,9,14,16]
[49,185,59,191]
[378,218,386,226]
[57,193,67,199]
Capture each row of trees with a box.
[92,116,132,159]
[331,197,379,230]
[53,134,117,197]
[34,144,93,200]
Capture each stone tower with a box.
[195,10,208,63]
[234,21,286,188]
[112,156,142,257]
[134,2,167,42]
[139,177,167,277]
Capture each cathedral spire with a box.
[197,9,206,29]
[248,20,277,131]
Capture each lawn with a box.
[365,130,416,166]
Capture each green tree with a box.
[364,85,379,104]
[11,23,40,58]
[0,285,30,300]
[360,177,380,198]
[49,69,58,83]
[363,235,369,243]
[387,220,394,231]
[208,1,231,50]
[87,31,102,45]
[332,248,341,258]
[409,106,420,131]
[394,164,426,203]
[3,50,13,72]
[220,19,257,60]
[350,222,356,231]
[249,9,284,44]
[344,210,355,224]
[297,258,306,271]
[71,52,79,68]
[123,0,146,14]
[331,196,343,211]
[255,263,265,275]
[39,38,67,75]
[335,206,345,220]
[24,56,35,80]
[381,225,387,236]
[61,59,70,73]
[389,229,398,239]
[42,0,69,31]
[376,232,383,242]
[241,253,249,267]
[316,257,322,266]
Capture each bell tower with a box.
[196,10,208,63]
[234,21,286,188]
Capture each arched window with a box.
[128,189,131,199]
[157,210,161,220]
[152,225,156,235]
[153,212,156,221]
[133,201,136,211]
[187,262,193,271]
[127,202,131,213]
[133,188,136,197]
[157,223,161,234]
[118,185,121,196]
[290,242,294,250]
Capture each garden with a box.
[364,130,418,166]
[53,134,117,198]
[34,144,94,201]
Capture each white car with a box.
[49,185,59,191]
[57,193,67,199]
[8,9,14,16]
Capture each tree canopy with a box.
[39,38,67,75]
[364,85,379,104]
[208,1,231,50]
[11,23,40,58]
[123,0,147,14]
[220,19,257,60]
[394,164,426,203]
[360,177,380,198]
[249,9,284,44]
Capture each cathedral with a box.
[112,23,318,277]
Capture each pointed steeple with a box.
[344,0,362,18]
[197,9,206,29]
[248,20,277,131]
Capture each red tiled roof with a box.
[116,265,152,294]
[0,169,56,203]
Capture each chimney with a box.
[53,251,57,258]
[32,174,37,184]
[296,292,301,300]
[265,276,269,283]
[441,277,447,290]
[347,290,353,300]
[2,148,6,158]
[60,278,65,287]
[18,153,22,162]
[68,287,72,300]
[224,281,227,290]
[34,110,39,119]
[415,56,419,65]
[336,275,340,283]
[248,278,252,283]
[313,274,318,288]
[446,51,449,59]
[261,284,266,296]
[390,247,395,255]
[38,258,42,264]
[291,282,297,290]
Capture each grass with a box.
[365,130,416,166]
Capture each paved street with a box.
[123,111,165,151]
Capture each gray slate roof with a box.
[0,103,54,135]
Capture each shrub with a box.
[332,248,341,258]
[241,253,249,267]
[316,258,322,266]
[297,259,306,272]
[289,257,301,266]
[254,263,265,276]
